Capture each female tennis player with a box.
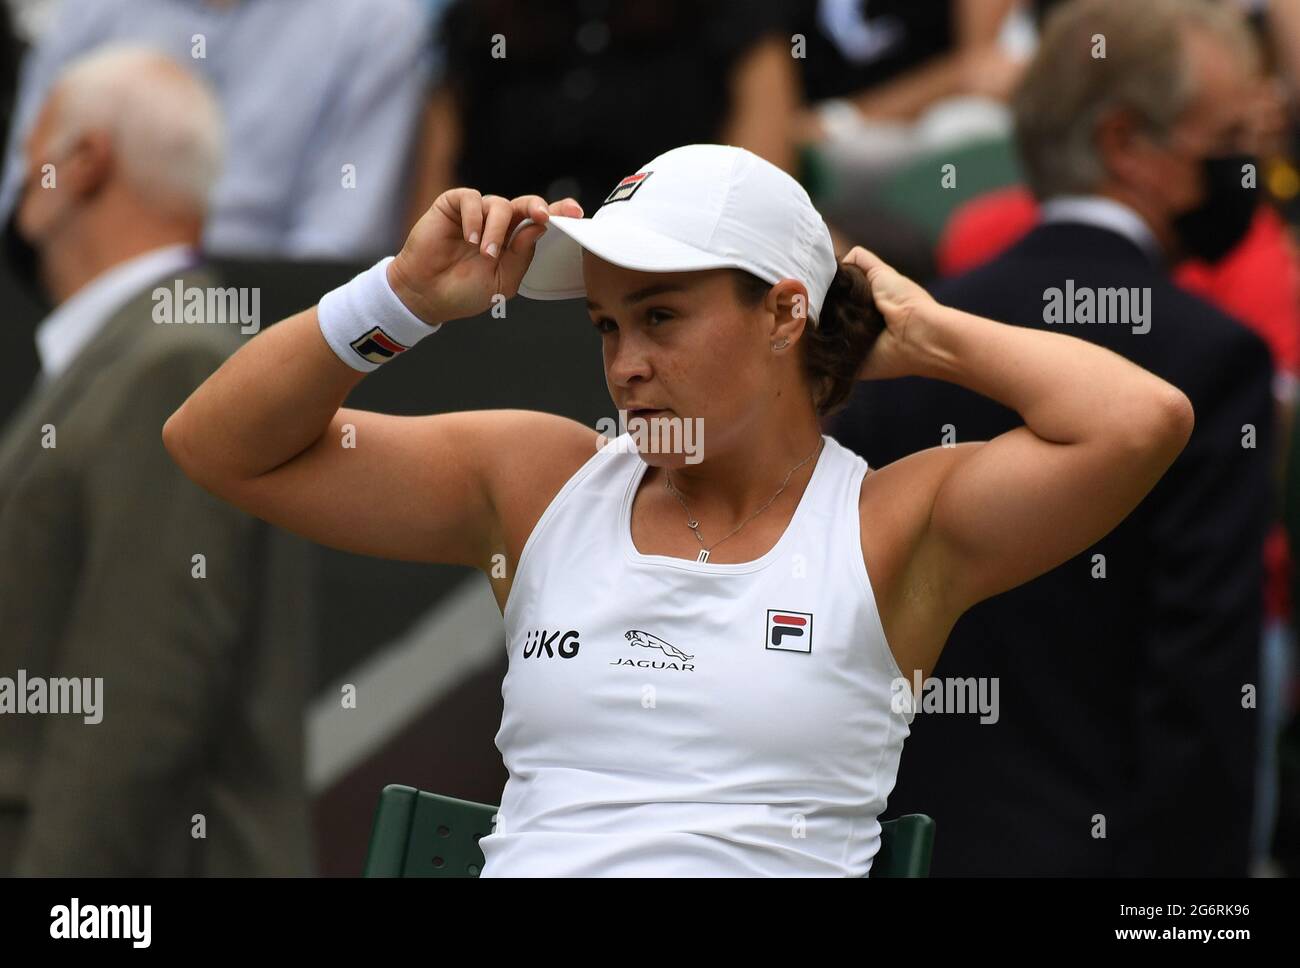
[164,144,1193,877]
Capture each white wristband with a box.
[317,256,441,372]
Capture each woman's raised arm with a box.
[162,191,594,568]
[848,246,1195,623]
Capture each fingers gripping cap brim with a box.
[516,215,745,300]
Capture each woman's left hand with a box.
[841,246,938,381]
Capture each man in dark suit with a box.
[832,0,1275,875]
[0,47,314,874]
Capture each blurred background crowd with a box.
[0,0,1296,877]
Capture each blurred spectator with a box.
[968,0,1300,404]
[0,0,433,260]
[0,46,314,874]
[404,0,797,226]
[831,0,1274,875]
[789,0,1027,277]
[938,0,1300,869]
[796,0,1024,121]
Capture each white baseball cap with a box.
[517,144,838,323]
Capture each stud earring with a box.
[772,338,790,351]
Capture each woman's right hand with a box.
[387,189,584,326]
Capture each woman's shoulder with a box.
[855,444,983,677]
[855,444,976,551]
[484,409,607,488]
[483,409,612,534]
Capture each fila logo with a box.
[604,171,652,204]
[350,326,410,364]
[521,629,580,659]
[767,610,813,653]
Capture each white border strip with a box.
[306,575,505,792]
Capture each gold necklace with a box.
[662,437,825,563]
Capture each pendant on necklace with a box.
[697,549,710,563]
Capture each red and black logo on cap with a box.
[604,170,652,204]
[350,326,410,365]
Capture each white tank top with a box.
[478,432,914,876]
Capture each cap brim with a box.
[517,215,743,301]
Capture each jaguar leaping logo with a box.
[625,630,693,661]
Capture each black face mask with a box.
[1171,153,1259,264]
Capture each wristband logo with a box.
[350,325,411,365]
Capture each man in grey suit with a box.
[0,46,314,874]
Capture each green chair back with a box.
[364,784,934,877]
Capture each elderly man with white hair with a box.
[0,0,435,260]
[0,45,315,875]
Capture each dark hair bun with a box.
[805,262,884,417]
